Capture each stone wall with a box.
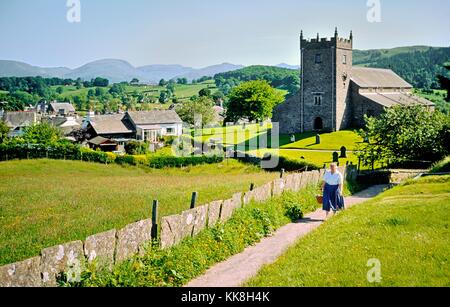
[1,167,354,287]
[0,219,153,287]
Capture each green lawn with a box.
[248,149,358,168]
[280,130,363,151]
[196,126,362,167]
[247,176,450,287]
[0,159,277,266]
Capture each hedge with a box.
[0,142,226,169]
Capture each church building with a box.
[273,28,435,134]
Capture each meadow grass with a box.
[246,176,450,287]
[0,159,277,265]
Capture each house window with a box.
[315,54,322,64]
[313,94,323,106]
[166,128,175,134]
[343,55,347,64]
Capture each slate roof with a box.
[359,92,435,108]
[49,102,76,114]
[127,110,182,125]
[89,114,134,135]
[351,67,412,89]
[2,111,37,128]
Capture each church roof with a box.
[351,67,412,89]
[359,92,435,108]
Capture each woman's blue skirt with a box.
[323,183,345,212]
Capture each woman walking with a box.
[321,163,345,219]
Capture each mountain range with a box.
[1,46,448,86]
[0,59,249,84]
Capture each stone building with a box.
[273,28,435,134]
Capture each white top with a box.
[323,170,344,186]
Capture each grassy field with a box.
[247,176,450,287]
[53,80,218,104]
[0,159,278,266]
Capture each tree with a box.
[226,80,284,123]
[56,86,64,94]
[87,89,95,98]
[177,78,188,85]
[159,79,168,87]
[212,91,225,104]
[109,83,126,96]
[437,63,450,102]
[23,123,62,144]
[356,105,450,167]
[95,87,105,97]
[176,96,216,126]
[159,91,169,104]
[92,77,109,87]
[199,88,211,97]
[130,78,140,84]
[0,121,9,144]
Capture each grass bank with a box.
[247,176,450,287]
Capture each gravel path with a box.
[185,185,389,287]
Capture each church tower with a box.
[300,28,353,132]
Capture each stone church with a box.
[273,28,435,134]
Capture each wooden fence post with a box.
[151,200,159,240]
[280,168,285,179]
[190,192,198,209]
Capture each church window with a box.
[315,54,322,64]
[343,55,347,64]
[313,94,322,106]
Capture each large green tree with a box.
[23,123,62,144]
[225,80,284,123]
[356,105,450,166]
[176,96,215,126]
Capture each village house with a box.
[1,111,40,137]
[84,110,183,151]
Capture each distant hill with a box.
[276,63,300,70]
[0,60,71,78]
[175,63,244,81]
[214,65,300,96]
[137,64,193,83]
[0,59,244,84]
[63,59,147,83]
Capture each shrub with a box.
[430,156,450,173]
[125,141,149,155]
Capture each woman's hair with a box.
[330,163,337,168]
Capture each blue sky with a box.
[0,0,448,68]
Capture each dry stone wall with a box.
[1,167,355,287]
